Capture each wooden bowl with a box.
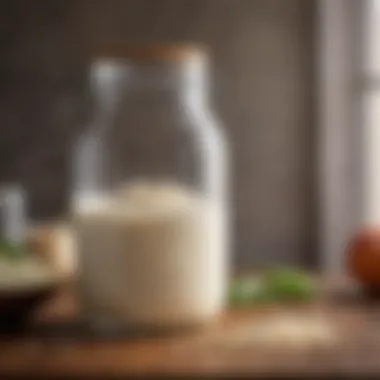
[0,284,58,331]
[0,256,61,332]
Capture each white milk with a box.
[73,181,227,329]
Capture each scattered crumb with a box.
[220,314,337,349]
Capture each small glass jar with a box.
[71,44,229,333]
[0,185,26,245]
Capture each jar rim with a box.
[91,43,209,63]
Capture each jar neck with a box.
[90,58,208,113]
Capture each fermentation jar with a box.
[71,44,228,333]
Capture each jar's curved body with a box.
[71,46,229,332]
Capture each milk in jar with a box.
[74,181,227,329]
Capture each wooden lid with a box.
[93,43,208,63]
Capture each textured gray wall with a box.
[0,0,316,269]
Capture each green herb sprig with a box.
[229,268,317,307]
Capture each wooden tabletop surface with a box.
[1,280,380,379]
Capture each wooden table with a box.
[1,281,380,379]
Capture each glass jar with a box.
[0,185,26,245]
[71,44,228,333]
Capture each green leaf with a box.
[229,277,264,307]
[229,277,277,307]
[264,268,316,302]
[229,268,317,307]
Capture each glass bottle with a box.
[71,44,229,333]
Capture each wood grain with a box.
[0,282,380,378]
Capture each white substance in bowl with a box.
[74,181,227,328]
[0,258,58,293]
